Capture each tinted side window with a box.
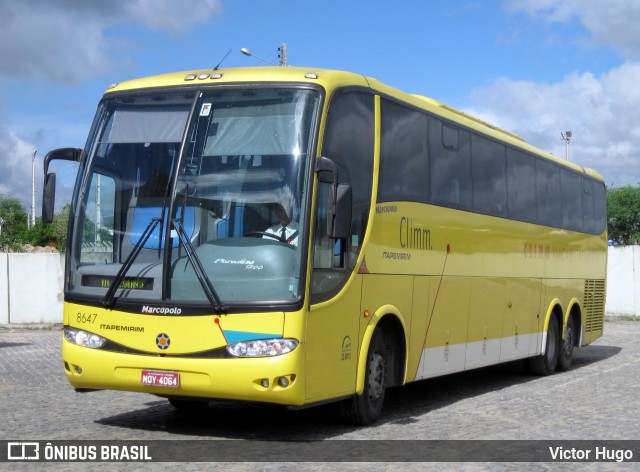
[472,134,507,217]
[536,159,561,227]
[322,91,374,244]
[560,169,583,232]
[593,181,607,234]
[312,91,374,301]
[430,119,471,208]
[582,178,596,234]
[379,99,429,203]
[323,93,374,198]
[506,148,536,222]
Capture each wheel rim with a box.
[368,352,385,401]
[563,325,574,357]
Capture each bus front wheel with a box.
[340,328,387,425]
[527,315,560,376]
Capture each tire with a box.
[527,315,560,376]
[340,328,387,425]
[557,316,576,372]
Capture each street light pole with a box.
[31,149,37,228]
[561,131,572,161]
[240,47,280,66]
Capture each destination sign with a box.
[82,275,154,291]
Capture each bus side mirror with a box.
[315,156,352,239]
[42,172,57,225]
[42,147,83,224]
[316,156,338,184]
[330,183,352,239]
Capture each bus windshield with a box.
[69,87,320,309]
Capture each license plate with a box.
[141,369,180,388]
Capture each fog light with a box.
[260,379,269,388]
[277,376,289,388]
[74,366,82,374]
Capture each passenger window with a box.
[593,182,606,234]
[443,124,459,150]
[582,179,596,234]
[379,99,429,203]
[472,135,506,217]
[506,148,536,222]
[536,159,561,227]
[430,118,471,208]
[560,169,583,232]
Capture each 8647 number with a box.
[76,313,98,324]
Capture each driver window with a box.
[313,182,340,269]
[310,182,345,297]
[310,90,374,302]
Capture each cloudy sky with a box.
[1,0,639,214]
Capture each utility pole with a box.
[31,149,37,228]
[279,43,287,66]
[561,131,572,161]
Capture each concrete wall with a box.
[0,253,65,324]
[0,247,637,324]
[606,245,640,316]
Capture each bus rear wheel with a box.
[557,316,576,371]
[340,328,387,425]
[527,315,560,376]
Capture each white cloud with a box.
[0,10,113,83]
[0,129,39,210]
[123,0,223,34]
[506,0,640,58]
[467,61,640,186]
[0,0,223,83]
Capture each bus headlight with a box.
[64,327,107,349]
[226,338,299,358]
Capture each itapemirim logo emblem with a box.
[156,333,170,350]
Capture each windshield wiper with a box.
[172,187,225,312]
[172,217,225,313]
[102,217,161,309]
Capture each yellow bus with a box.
[44,66,607,425]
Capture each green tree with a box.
[21,205,71,251]
[607,185,640,245]
[50,204,71,251]
[23,221,49,246]
[0,196,28,251]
